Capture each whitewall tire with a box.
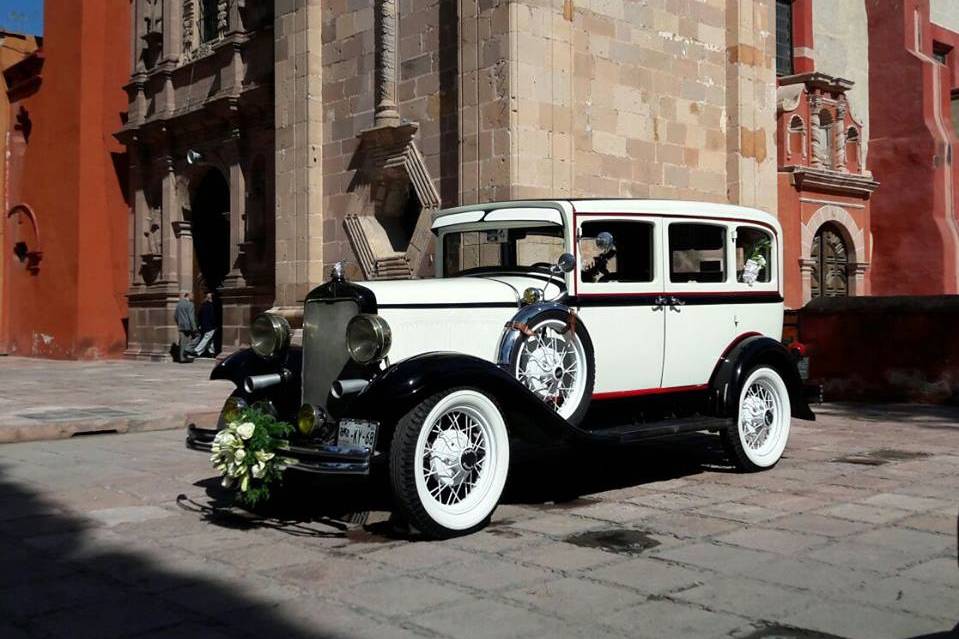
[389,388,510,538]
[722,366,791,472]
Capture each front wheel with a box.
[721,366,792,472]
[389,388,510,538]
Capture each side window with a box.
[578,220,654,283]
[736,226,774,284]
[669,223,726,283]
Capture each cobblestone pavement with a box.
[0,357,227,443]
[0,404,956,639]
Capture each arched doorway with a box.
[810,223,849,298]
[190,169,230,354]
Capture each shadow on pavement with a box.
[816,402,959,428]
[0,464,338,639]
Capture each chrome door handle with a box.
[669,296,685,306]
[653,296,668,309]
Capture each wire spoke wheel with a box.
[726,367,791,470]
[514,318,587,421]
[391,389,510,537]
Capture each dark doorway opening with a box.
[191,169,230,355]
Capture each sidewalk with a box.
[0,356,230,443]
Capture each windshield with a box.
[442,225,566,277]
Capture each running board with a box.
[579,415,731,445]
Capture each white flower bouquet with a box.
[210,407,293,507]
[741,238,771,286]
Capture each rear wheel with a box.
[721,366,791,472]
[389,388,510,538]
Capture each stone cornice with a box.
[784,166,880,198]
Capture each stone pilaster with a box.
[799,257,816,305]
[172,220,193,293]
[725,0,778,215]
[162,0,183,63]
[160,155,180,285]
[225,133,247,288]
[274,0,324,314]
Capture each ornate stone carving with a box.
[144,0,163,35]
[217,0,229,34]
[144,207,162,255]
[182,0,195,55]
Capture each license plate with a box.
[338,419,378,450]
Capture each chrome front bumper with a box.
[185,424,374,475]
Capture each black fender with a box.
[345,352,580,447]
[709,336,815,421]
[210,347,303,420]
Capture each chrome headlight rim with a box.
[250,313,291,360]
[346,314,392,365]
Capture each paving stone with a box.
[412,598,575,639]
[738,556,878,593]
[85,505,174,527]
[505,575,643,620]
[807,540,932,574]
[431,556,557,591]
[688,502,783,524]
[273,556,394,594]
[767,513,872,538]
[30,592,190,639]
[603,598,746,638]
[640,511,744,539]
[504,541,620,572]
[510,514,607,537]
[627,491,716,511]
[782,601,948,639]
[713,527,830,556]
[587,557,704,595]
[897,511,958,535]
[650,541,779,575]
[814,502,913,525]
[571,500,659,523]
[364,541,477,570]
[849,526,954,556]
[901,557,959,586]
[338,574,470,616]
[860,493,953,513]
[672,575,817,619]
[846,575,959,622]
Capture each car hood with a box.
[360,274,563,307]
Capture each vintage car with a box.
[187,199,814,538]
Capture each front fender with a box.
[709,336,815,421]
[210,347,303,420]
[345,352,579,446]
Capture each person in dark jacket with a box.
[174,291,198,363]
[192,292,217,357]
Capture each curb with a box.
[0,410,221,445]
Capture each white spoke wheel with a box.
[389,389,509,538]
[722,366,791,471]
[506,310,594,426]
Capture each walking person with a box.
[174,291,199,363]
[192,292,218,357]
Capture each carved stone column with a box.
[835,100,848,172]
[224,133,247,288]
[182,0,195,55]
[374,0,401,127]
[809,94,825,169]
[131,148,148,286]
[799,257,817,305]
[160,155,180,284]
[173,220,193,293]
[849,261,869,296]
[162,0,183,63]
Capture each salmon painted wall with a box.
[867,0,959,295]
[2,1,130,359]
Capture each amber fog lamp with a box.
[222,396,247,423]
[250,313,291,360]
[297,404,321,436]
[346,314,392,364]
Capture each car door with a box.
[573,215,665,397]
[660,218,740,389]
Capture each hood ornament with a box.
[330,260,347,282]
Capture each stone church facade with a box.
[121,0,780,358]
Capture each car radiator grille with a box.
[302,298,360,411]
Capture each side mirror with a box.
[556,253,576,273]
[596,231,615,251]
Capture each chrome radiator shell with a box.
[301,298,360,411]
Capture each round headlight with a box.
[250,313,291,359]
[346,314,392,364]
[218,395,248,430]
[297,403,319,436]
[521,287,543,305]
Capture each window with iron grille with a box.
[776,0,795,77]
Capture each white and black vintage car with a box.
[188,199,815,538]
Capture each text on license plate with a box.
[338,419,377,449]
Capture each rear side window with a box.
[736,226,773,284]
[578,220,654,283]
[669,224,726,283]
